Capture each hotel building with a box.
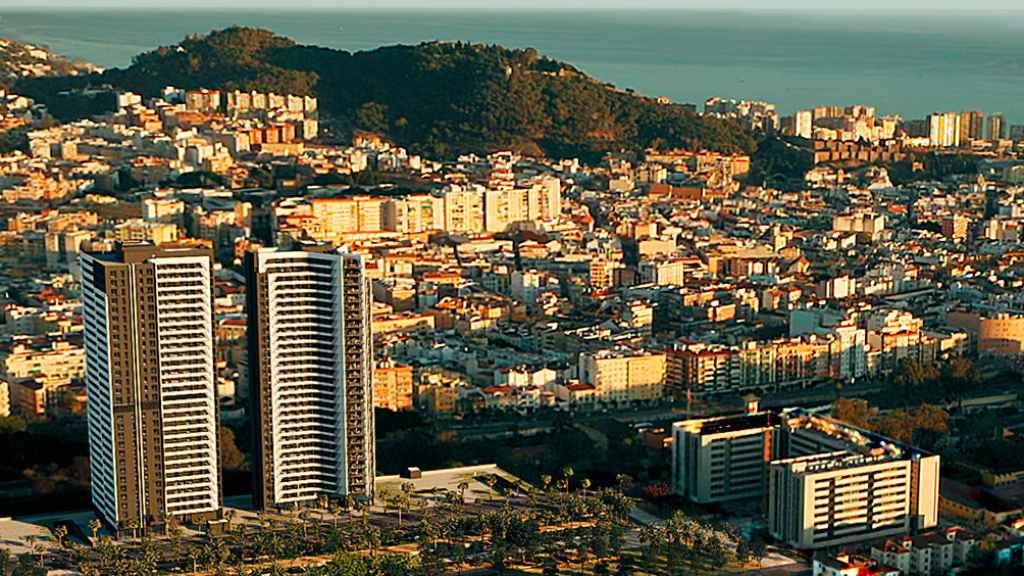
[80,243,222,534]
[245,246,374,510]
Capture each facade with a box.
[373,361,414,412]
[928,112,961,148]
[769,451,939,549]
[638,258,686,286]
[671,409,779,503]
[578,349,666,404]
[948,309,1024,357]
[871,527,977,576]
[245,246,375,510]
[959,111,985,142]
[80,243,222,534]
[1,339,85,383]
[987,113,1006,141]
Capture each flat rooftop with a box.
[676,411,779,435]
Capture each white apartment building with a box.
[245,246,375,510]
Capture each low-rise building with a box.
[871,527,976,576]
[813,553,900,576]
[374,361,414,412]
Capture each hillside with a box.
[14,27,755,161]
[0,37,98,86]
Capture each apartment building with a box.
[114,219,180,245]
[309,196,388,239]
[443,187,486,234]
[871,527,976,576]
[578,349,666,405]
[373,360,413,412]
[638,257,686,286]
[245,246,375,510]
[948,309,1024,356]
[80,243,222,534]
[1,338,84,383]
[813,553,900,576]
[666,336,834,398]
[928,112,961,148]
[384,194,445,234]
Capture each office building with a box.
[672,405,940,549]
[80,243,222,534]
[671,405,779,504]
[245,246,375,510]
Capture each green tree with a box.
[355,102,389,134]
[832,398,873,428]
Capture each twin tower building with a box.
[80,243,374,534]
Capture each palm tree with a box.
[22,534,41,569]
[88,519,102,546]
[188,546,201,574]
[400,481,416,525]
[457,480,470,505]
[53,525,68,548]
[580,478,592,498]
[298,509,313,540]
[328,501,342,529]
[365,524,382,558]
[33,543,46,570]
[484,476,498,503]
[125,518,140,541]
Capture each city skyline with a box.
[2,4,1024,575]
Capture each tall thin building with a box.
[927,112,961,148]
[958,111,984,142]
[246,246,374,510]
[81,243,222,535]
[986,113,1006,141]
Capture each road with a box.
[446,381,887,440]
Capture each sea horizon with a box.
[3,8,1023,125]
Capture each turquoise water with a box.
[1,9,1023,124]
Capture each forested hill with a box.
[15,27,755,161]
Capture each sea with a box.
[1,8,1023,125]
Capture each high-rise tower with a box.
[81,243,222,535]
[245,246,374,510]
